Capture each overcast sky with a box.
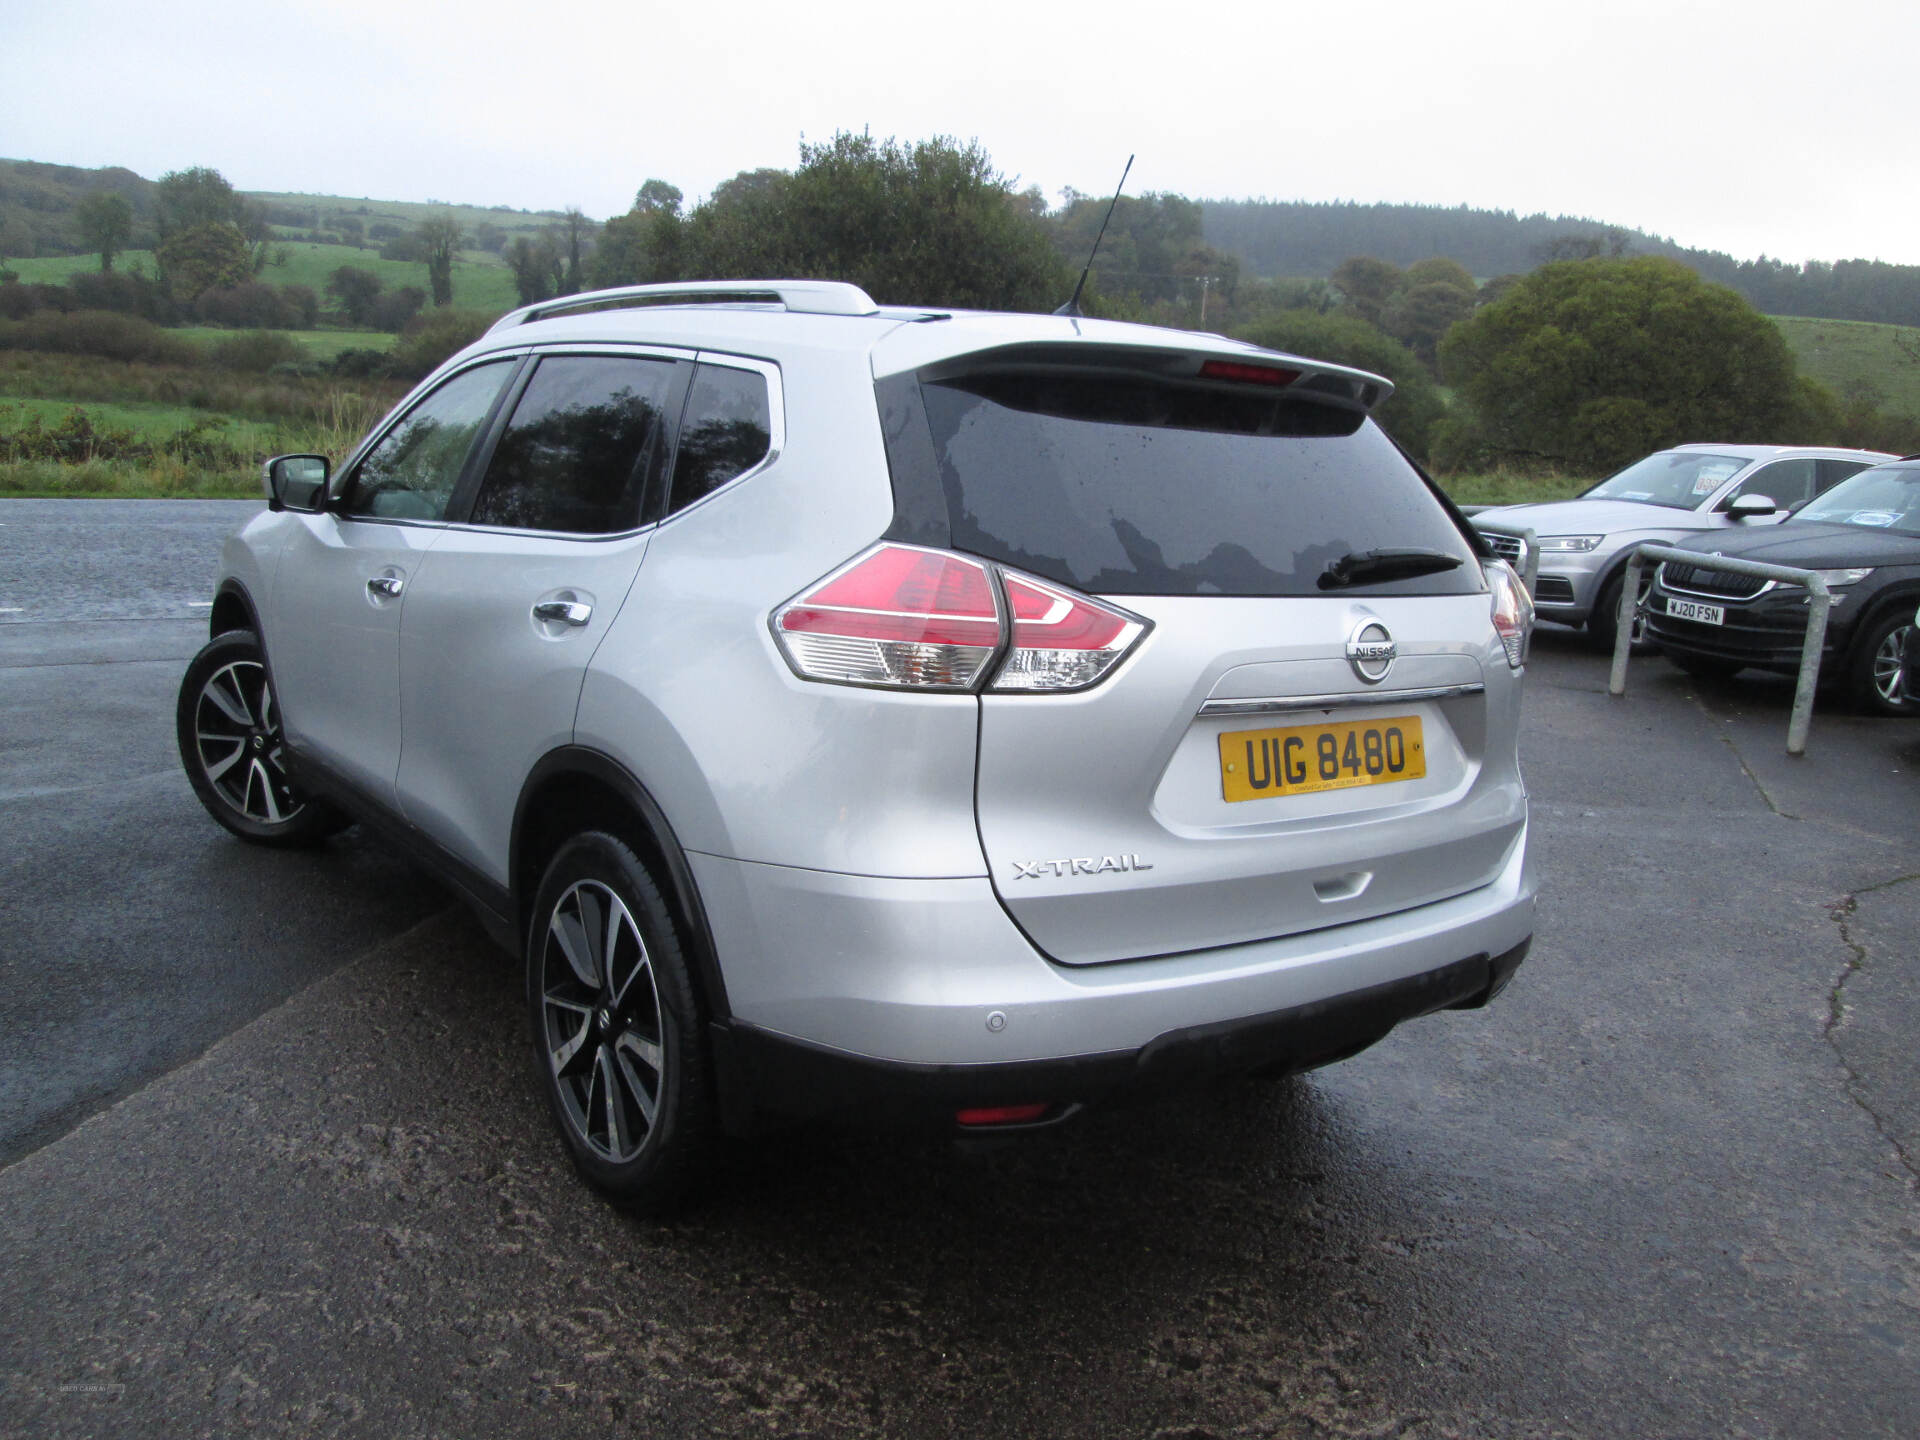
[6,0,1916,267]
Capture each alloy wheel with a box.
[539,880,667,1163]
[1872,623,1911,707]
[192,659,306,826]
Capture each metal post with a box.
[1605,542,1839,754]
[1788,580,1833,756]
[1520,528,1539,599]
[1608,552,1643,697]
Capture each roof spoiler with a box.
[487,280,882,333]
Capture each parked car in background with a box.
[1645,457,1920,716]
[1474,444,1895,650]
[174,279,1539,1210]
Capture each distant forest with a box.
[1201,199,1920,328]
[8,155,1920,331]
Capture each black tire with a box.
[1845,609,1916,717]
[1589,571,1655,654]
[176,630,346,847]
[1664,650,1743,682]
[526,831,715,1210]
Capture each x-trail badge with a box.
[1346,620,1396,683]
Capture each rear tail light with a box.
[1486,559,1533,669]
[993,574,1146,692]
[774,545,1000,690]
[773,543,1150,693]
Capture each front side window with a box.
[1583,450,1747,510]
[342,360,513,521]
[469,354,679,533]
[666,363,772,516]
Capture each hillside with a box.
[1200,199,1920,329]
[1773,315,1920,419]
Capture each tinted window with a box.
[918,372,1480,597]
[667,363,772,515]
[1732,458,1816,509]
[1582,450,1747,510]
[469,354,677,533]
[344,360,513,521]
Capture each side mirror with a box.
[264,454,330,513]
[1725,493,1777,519]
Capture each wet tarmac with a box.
[1,501,1915,1437]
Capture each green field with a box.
[249,190,573,244]
[8,241,517,315]
[172,326,394,359]
[1773,314,1920,418]
[0,395,279,446]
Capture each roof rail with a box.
[488,280,882,333]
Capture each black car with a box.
[1645,458,1920,716]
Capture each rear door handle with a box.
[532,600,592,627]
[367,574,404,599]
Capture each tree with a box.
[1232,310,1446,463]
[1439,256,1803,472]
[415,213,464,307]
[671,133,1066,311]
[73,192,133,273]
[155,222,252,303]
[1330,256,1402,327]
[326,265,385,325]
[557,209,592,295]
[154,167,240,237]
[633,179,683,216]
[507,234,562,305]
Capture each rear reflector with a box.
[774,543,1150,694]
[1199,359,1301,387]
[955,1103,1051,1127]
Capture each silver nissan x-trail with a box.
[178,280,1538,1208]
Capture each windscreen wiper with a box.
[1318,548,1465,590]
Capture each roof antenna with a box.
[1055,154,1134,317]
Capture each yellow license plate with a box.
[1219,715,1426,802]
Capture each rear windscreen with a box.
[918,371,1482,597]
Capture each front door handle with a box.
[367,573,404,599]
[533,600,592,627]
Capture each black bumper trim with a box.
[711,939,1530,1131]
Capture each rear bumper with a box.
[689,815,1535,1097]
[715,939,1529,1128]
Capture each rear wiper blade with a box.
[1318,548,1465,590]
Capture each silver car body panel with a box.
[574,344,991,879]
[268,513,442,807]
[396,525,653,883]
[973,593,1525,965]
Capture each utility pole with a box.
[1195,275,1219,327]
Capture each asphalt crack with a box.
[1825,876,1920,1190]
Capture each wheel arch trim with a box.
[511,747,732,1023]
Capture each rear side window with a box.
[666,363,772,516]
[917,371,1480,597]
[469,354,677,533]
